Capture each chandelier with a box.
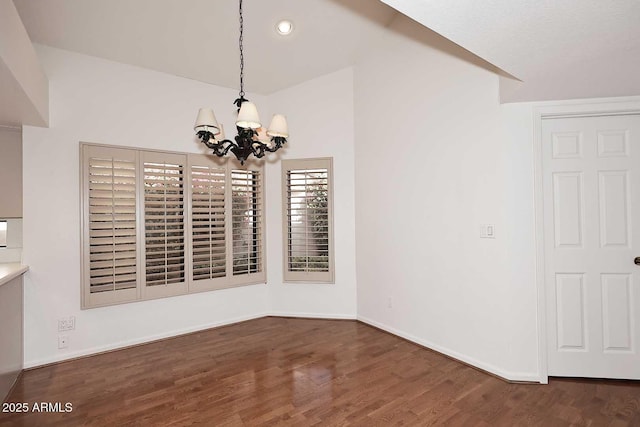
[193,0,289,165]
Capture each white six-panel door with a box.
[543,115,640,379]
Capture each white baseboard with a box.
[23,312,268,369]
[268,311,357,320]
[357,315,542,383]
[24,312,541,384]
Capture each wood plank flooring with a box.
[1,317,639,426]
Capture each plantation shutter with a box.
[230,166,265,284]
[282,158,334,283]
[81,144,267,308]
[142,151,188,298]
[188,155,228,291]
[82,145,139,307]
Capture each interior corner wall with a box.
[353,15,540,381]
[19,29,535,376]
[265,68,358,319]
[21,46,270,367]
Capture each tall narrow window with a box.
[232,169,263,277]
[81,145,139,307]
[190,160,226,290]
[142,152,187,298]
[282,158,334,283]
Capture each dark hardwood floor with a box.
[1,317,639,426]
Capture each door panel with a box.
[543,115,640,379]
[555,273,586,350]
[552,172,584,247]
[598,171,630,247]
[601,273,633,352]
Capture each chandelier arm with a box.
[250,142,266,159]
[198,134,237,156]
[263,137,287,152]
[210,140,236,157]
[200,140,219,150]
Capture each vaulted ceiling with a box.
[12,0,397,95]
[8,0,640,103]
[380,0,640,102]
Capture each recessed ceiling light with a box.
[276,20,293,36]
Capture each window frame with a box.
[0,220,7,248]
[281,157,335,284]
[80,143,266,309]
[81,145,141,308]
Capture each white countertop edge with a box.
[0,263,29,287]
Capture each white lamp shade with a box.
[214,124,225,141]
[256,127,270,143]
[236,102,261,129]
[267,114,288,138]
[194,108,220,135]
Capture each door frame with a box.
[533,96,640,384]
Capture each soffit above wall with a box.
[380,0,640,102]
[13,0,397,95]
[13,0,640,102]
[0,1,48,127]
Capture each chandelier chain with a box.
[238,0,245,98]
[194,0,288,165]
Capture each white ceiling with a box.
[13,0,397,95]
[10,0,640,102]
[381,0,640,102]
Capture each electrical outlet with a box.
[58,316,76,332]
[58,335,69,349]
[387,297,393,309]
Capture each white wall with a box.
[19,24,539,379]
[22,46,358,367]
[500,104,539,377]
[18,11,640,383]
[22,46,271,367]
[265,68,358,319]
[353,15,539,381]
[0,128,22,218]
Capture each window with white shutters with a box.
[81,144,265,308]
[282,158,334,283]
[232,169,264,279]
